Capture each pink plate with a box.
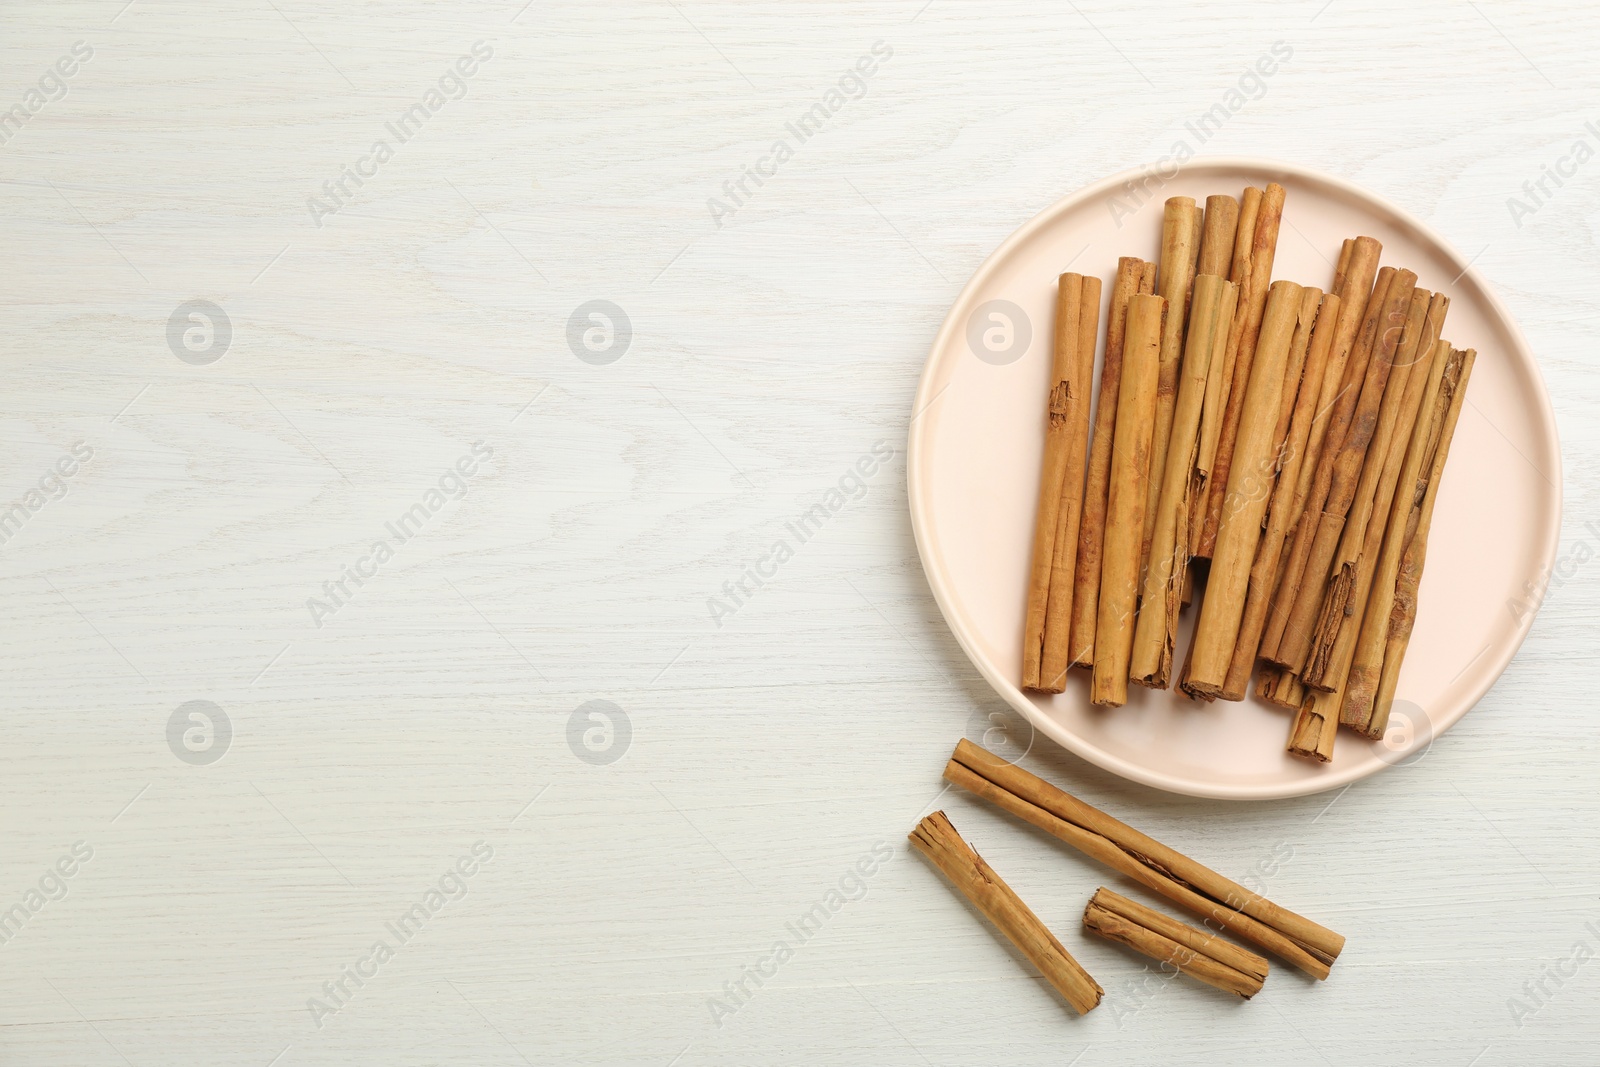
[907,158,1560,799]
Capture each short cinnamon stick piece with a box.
[1091,293,1164,706]
[1083,887,1268,998]
[1130,274,1234,688]
[1260,240,1384,663]
[945,739,1345,978]
[1196,182,1287,559]
[1180,280,1303,700]
[1366,347,1476,738]
[909,811,1103,1015]
[1067,258,1145,669]
[1020,274,1087,690]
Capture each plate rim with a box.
[906,155,1562,800]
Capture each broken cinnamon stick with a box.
[1090,292,1164,706]
[910,810,1103,1015]
[1083,887,1268,998]
[1067,258,1144,669]
[1180,280,1303,699]
[944,739,1344,978]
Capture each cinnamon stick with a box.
[1364,347,1475,738]
[1190,188,1262,556]
[1180,280,1303,699]
[1259,240,1384,663]
[1196,195,1240,279]
[1130,275,1234,688]
[1021,274,1086,690]
[1090,292,1164,707]
[1035,276,1103,690]
[1221,289,1339,700]
[1083,887,1268,998]
[1195,182,1287,560]
[1302,288,1445,689]
[1342,338,1457,732]
[945,739,1345,978]
[1142,199,1202,577]
[1331,238,1355,298]
[1287,679,1343,762]
[1275,267,1417,673]
[1067,258,1144,669]
[910,811,1102,1014]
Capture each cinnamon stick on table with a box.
[1083,887,1269,998]
[1038,277,1104,690]
[1196,182,1287,560]
[909,811,1103,1015]
[1190,187,1263,559]
[1180,280,1304,700]
[1260,240,1384,664]
[1090,292,1164,707]
[1141,198,1202,579]
[1020,274,1087,690]
[1275,267,1417,673]
[1066,258,1147,669]
[1301,289,1447,690]
[944,739,1345,978]
[1220,289,1340,700]
[1130,274,1236,688]
[1352,346,1475,738]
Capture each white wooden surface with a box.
[0,2,1593,1064]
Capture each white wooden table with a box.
[1,2,1593,1063]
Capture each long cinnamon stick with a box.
[1037,276,1103,690]
[1090,292,1164,706]
[1342,338,1457,732]
[1196,182,1287,559]
[1067,258,1144,669]
[910,811,1103,1015]
[1364,347,1475,738]
[944,739,1344,978]
[1302,288,1445,689]
[1083,887,1268,998]
[1276,268,1417,672]
[1180,280,1303,699]
[1221,289,1339,699]
[1190,188,1262,556]
[1142,199,1201,576]
[1130,275,1234,688]
[1021,274,1086,690]
[1260,241,1384,663]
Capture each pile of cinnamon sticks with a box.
[1019,183,1475,762]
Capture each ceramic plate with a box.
[907,158,1560,799]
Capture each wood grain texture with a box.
[0,1,1594,1064]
